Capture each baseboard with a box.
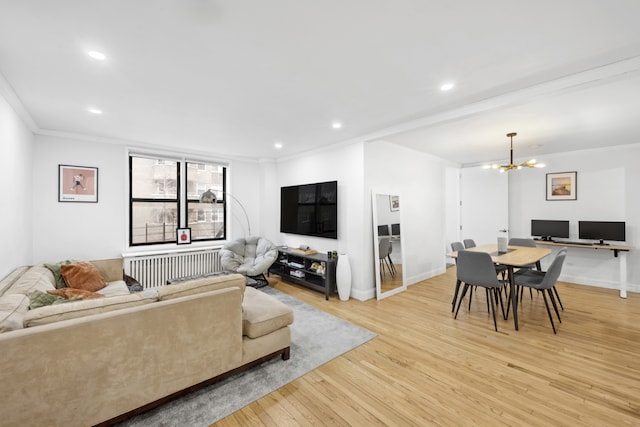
[559,274,639,294]
[407,266,446,286]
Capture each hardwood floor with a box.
[214,267,640,426]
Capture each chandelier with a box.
[487,132,545,173]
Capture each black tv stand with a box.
[268,247,336,300]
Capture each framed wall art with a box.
[58,164,98,202]
[176,228,192,245]
[546,171,577,201]
[389,195,400,211]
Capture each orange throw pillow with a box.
[48,288,104,300]
[60,262,107,292]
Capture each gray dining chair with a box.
[450,242,465,311]
[378,237,394,279]
[513,250,567,334]
[463,239,476,248]
[509,237,564,310]
[454,250,506,331]
[509,237,541,301]
[508,237,542,270]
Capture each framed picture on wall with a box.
[389,195,400,211]
[58,164,98,202]
[546,171,577,201]
[176,228,192,245]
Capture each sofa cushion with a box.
[89,258,124,283]
[0,294,29,332]
[23,293,156,328]
[158,273,246,301]
[60,262,107,292]
[98,280,131,297]
[242,287,294,339]
[0,266,30,296]
[5,265,55,296]
[48,288,104,300]
[44,260,75,289]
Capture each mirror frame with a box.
[372,189,407,300]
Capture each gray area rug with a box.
[118,287,376,426]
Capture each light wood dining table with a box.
[448,244,552,330]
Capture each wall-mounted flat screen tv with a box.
[280,180,337,239]
[578,221,625,244]
[378,225,390,236]
[531,219,569,240]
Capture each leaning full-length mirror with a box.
[372,190,407,300]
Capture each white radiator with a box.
[123,248,222,289]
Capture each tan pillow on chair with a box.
[60,262,107,292]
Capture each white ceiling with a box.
[1,0,640,164]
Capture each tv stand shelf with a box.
[268,247,336,300]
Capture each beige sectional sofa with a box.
[0,258,294,426]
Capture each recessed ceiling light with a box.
[274,142,283,149]
[440,82,454,91]
[331,122,342,129]
[88,108,103,115]
[88,50,106,61]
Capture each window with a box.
[186,161,226,240]
[129,154,227,246]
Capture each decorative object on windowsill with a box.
[200,189,251,235]
[484,132,545,173]
[176,228,191,245]
[336,253,352,301]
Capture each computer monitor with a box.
[530,219,569,241]
[391,223,400,236]
[578,221,625,244]
[377,224,390,236]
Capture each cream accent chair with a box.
[220,236,278,285]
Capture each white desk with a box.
[535,241,635,298]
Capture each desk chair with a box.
[513,251,567,334]
[454,250,506,332]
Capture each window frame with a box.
[128,153,228,247]
[185,161,227,243]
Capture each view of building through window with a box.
[186,161,226,240]
[129,155,226,246]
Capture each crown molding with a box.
[0,70,38,132]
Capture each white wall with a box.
[365,140,450,290]
[32,135,128,262]
[0,93,34,277]
[272,142,367,299]
[508,144,640,292]
[31,134,260,263]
